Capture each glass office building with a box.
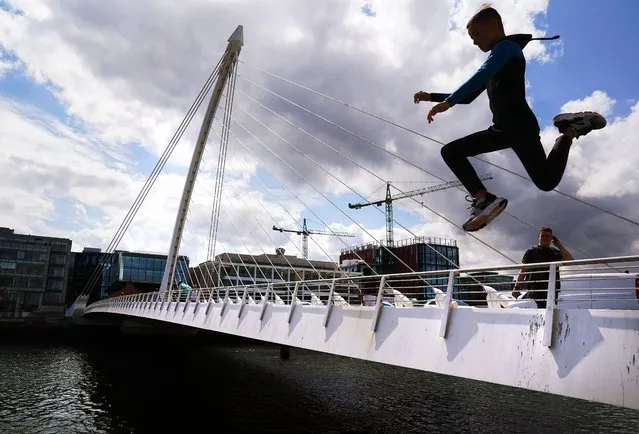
[100,250,190,296]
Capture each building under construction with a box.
[338,236,460,301]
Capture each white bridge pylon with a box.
[81,26,639,412]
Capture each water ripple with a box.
[1,340,638,433]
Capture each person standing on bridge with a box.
[359,265,379,306]
[513,227,573,308]
[413,4,607,232]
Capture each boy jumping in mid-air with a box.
[414,4,607,232]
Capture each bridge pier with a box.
[280,344,290,360]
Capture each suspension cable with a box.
[75,52,227,302]
[233,75,624,268]
[237,60,639,228]
[233,91,516,264]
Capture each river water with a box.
[1,332,638,433]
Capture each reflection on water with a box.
[1,335,638,433]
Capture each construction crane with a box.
[348,174,493,247]
[272,218,354,259]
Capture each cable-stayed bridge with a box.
[68,26,639,411]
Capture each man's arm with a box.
[513,266,528,296]
[553,237,573,261]
[513,249,532,297]
[445,40,522,107]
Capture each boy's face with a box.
[468,19,501,52]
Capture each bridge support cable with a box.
[194,170,307,297]
[203,124,362,289]
[170,206,219,298]
[206,122,361,271]
[209,96,390,273]
[230,98,515,267]
[226,116,487,294]
[160,25,244,294]
[73,53,227,305]
[206,119,344,268]
[165,130,253,302]
[78,63,223,301]
[219,122,404,280]
[234,76,622,267]
[208,63,240,262]
[227,120,434,272]
[237,61,639,228]
[208,124,376,278]
[205,123,385,297]
[213,131,414,295]
[232,87,511,266]
[173,135,323,300]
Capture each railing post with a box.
[542,263,557,347]
[238,287,248,318]
[260,284,271,321]
[183,291,190,313]
[370,276,388,332]
[164,290,172,311]
[193,290,202,315]
[220,289,229,316]
[157,291,164,311]
[205,297,214,316]
[322,279,336,328]
[439,270,456,338]
[287,282,300,324]
[174,287,182,312]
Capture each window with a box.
[51,254,66,265]
[51,242,69,253]
[42,292,62,305]
[0,275,14,287]
[48,266,65,278]
[47,279,64,291]
[0,261,16,270]
[0,249,17,261]
[24,292,40,309]
[28,277,44,289]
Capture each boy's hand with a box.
[413,91,431,104]
[427,102,450,123]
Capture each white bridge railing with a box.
[85,255,639,344]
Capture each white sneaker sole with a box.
[553,112,607,131]
[463,197,508,232]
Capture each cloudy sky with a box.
[1,0,638,271]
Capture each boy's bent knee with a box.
[440,143,455,161]
[533,179,556,192]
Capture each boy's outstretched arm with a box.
[430,90,484,105]
[445,40,521,107]
[413,90,483,105]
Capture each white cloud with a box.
[560,90,615,118]
[0,0,636,276]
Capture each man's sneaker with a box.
[552,111,607,139]
[461,193,508,232]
